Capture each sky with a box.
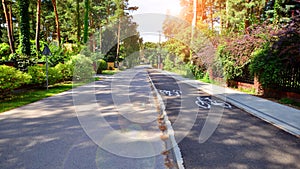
[128,0,182,15]
[128,0,182,42]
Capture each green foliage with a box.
[201,71,211,83]
[97,59,107,74]
[163,55,174,71]
[265,0,295,24]
[28,64,66,86]
[216,44,237,80]
[250,42,291,87]
[216,23,276,80]
[48,66,63,85]
[83,0,89,43]
[0,43,11,60]
[0,65,31,96]
[38,43,69,67]
[101,69,119,75]
[80,46,92,58]
[279,98,294,104]
[27,65,46,85]
[143,42,158,65]
[48,43,66,66]
[66,54,95,81]
[55,63,73,81]
[163,39,190,63]
[188,63,205,80]
[30,40,47,56]
[250,14,300,88]
[91,52,104,62]
[18,0,31,56]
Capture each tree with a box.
[143,42,158,65]
[18,0,31,56]
[83,0,89,43]
[51,0,61,45]
[35,0,41,52]
[2,0,15,53]
[222,0,267,32]
[76,0,80,42]
[179,0,194,23]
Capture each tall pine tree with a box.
[83,0,89,43]
[18,0,31,56]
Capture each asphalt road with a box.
[148,69,300,169]
[0,67,165,169]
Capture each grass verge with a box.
[0,82,79,113]
[101,69,120,75]
[279,98,300,109]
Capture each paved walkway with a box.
[0,67,166,169]
[157,70,300,137]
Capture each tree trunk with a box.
[35,0,41,53]
[83,0,89,43]
[51,0,61,46]
[18,0,31,56]
[116,19,121,64]
[8,1,13,42]
[2,0,15,53]
[76,0,80,42]
[99,26,102,53]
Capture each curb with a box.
[147,73,185,169]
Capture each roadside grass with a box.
[279,98,300,109]
[101,69,119,75]
[229,86,256,95]
[0,82,84,113]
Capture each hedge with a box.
[0,65,31,96]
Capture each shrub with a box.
[66,54,95,81]
[201,71,211,83]
[216,23,276,81]
[91,52,104,62]
[28,65,46,85]
[48,66,63,85]
[55,63,73,81]
[38,42,71,67]
[188,63,205,80]
[0,43,11,61]
[48,43,66,66]
[80,46,92,57]
[0,65,31,96]
[28,65,65,86]
[250,14,300,89]
[97,59,107,74]
[163,55,174,72]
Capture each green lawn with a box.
[0,82,76,113]
[100,69,120,75]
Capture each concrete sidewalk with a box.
[157,69,300,137]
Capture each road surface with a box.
[0,67,166,169]
[148,69,300,169]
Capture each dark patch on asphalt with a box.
[148,70,300,169]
